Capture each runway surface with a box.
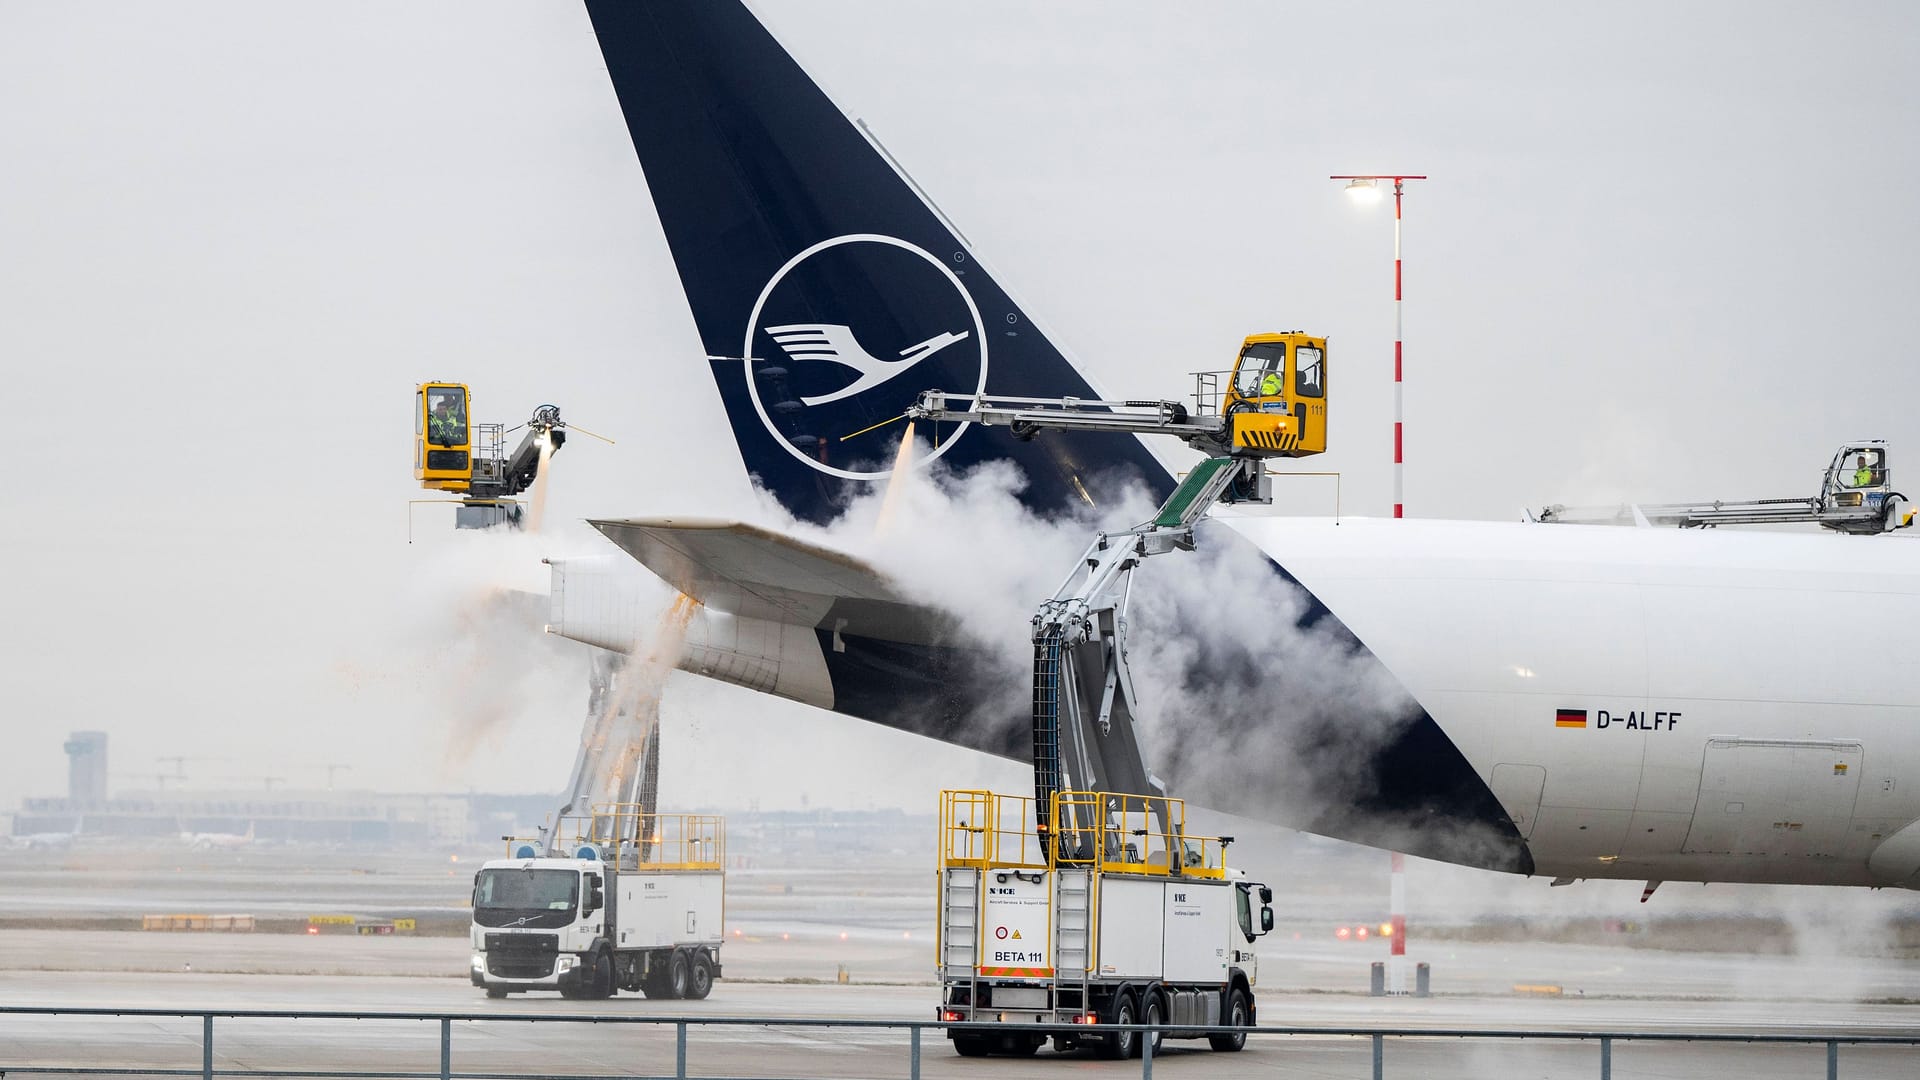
[4,844,1920,1077]
[4,933,1918,1079]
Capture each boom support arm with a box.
[1029,455,1262,848]
[909,390,1227,451]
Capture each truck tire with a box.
[1139,987,1166,1058]
[667,949,691,999]
[951,1032,993,1057]
[1208,987,1250,1052]
[484,988,508,1000]
[640,967,673,1000]
[685,950,714,1000]
[1102,991,1137,1060]
[592,949,615,999]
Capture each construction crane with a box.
[908,331,1330,846]
[414,384,611,530]
[1535,441,1915,535]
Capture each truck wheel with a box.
[1140,988,1166,1058]
[592,950,616,999]
[685,951,714,1000]
[1208,987,1249,1052]
[640,968,671,1000]
[1102,992,1136,1060]
[484,988,508,1000]
[667,949,691,999]
[951,1032,992,1057]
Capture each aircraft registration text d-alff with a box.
[557,1,1920,893]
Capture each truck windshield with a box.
[1235,342,1287,397]
[472,868,578,928]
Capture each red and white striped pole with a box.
[1388,850,1407,994]
[1332,174,1426,518]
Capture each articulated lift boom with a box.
[1536,440,1914,535]
[909,332,1329,847]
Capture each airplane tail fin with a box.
[584,1,1174,523]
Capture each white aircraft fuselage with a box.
[1223,513,1920,887]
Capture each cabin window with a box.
[1235,342,1288,398]
[426,387,468,447]
[1847,448,1885,488]
[1295,345,1325,398]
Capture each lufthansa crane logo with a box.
[742,234,989,481]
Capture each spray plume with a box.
[526,434,556,533]
[738,436,1508,866]
[567,593,698,825]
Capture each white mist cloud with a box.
[721,436,1473,855]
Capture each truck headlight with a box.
[557,955,577,972]
[470,953,484,972]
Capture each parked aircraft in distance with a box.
[9,817,82,851]
[558,1,1920,894]
[180,821,255,851]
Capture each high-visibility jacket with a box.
[1856,467,1876,487]
[430,413,464,443]
[1259,372,1283,396]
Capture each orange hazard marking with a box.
[978,966,1054,978]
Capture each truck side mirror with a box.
[587,885,604,914]
[1259,906,1274,934]
[1259,885,1273,904]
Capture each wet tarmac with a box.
[4,843,1919,1077]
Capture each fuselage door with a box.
[1490,763,1547,840]
[1682,738,1863,857]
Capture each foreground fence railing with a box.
[1,1005,1917,1079]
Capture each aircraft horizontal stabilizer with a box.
[551,519,1002,733]
[585,517,947,646]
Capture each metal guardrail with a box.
[1,1005,1917,1079]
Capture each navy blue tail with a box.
[585,1,1173,523]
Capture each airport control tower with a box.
[63,731,107,806]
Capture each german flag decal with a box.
[1555,708,1587,728]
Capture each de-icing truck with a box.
[936,789,1275,1058]
[470,805,724,1000]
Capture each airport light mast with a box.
[1331,174,1426,519]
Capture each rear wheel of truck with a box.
[484,989,508,1000]
[1208,987,1249,1052]
[1101,992,1137,1060]
[685,950,714,1000]
[640,971,671,999]
[951,1033,992,1057]
[1140,988,1166,1058]
[666,949,691,999]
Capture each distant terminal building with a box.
[13,787,554,848]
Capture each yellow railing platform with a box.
[505,806,725,870]
[938,789,1227,879]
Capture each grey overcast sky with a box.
[2,1,1916,815]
